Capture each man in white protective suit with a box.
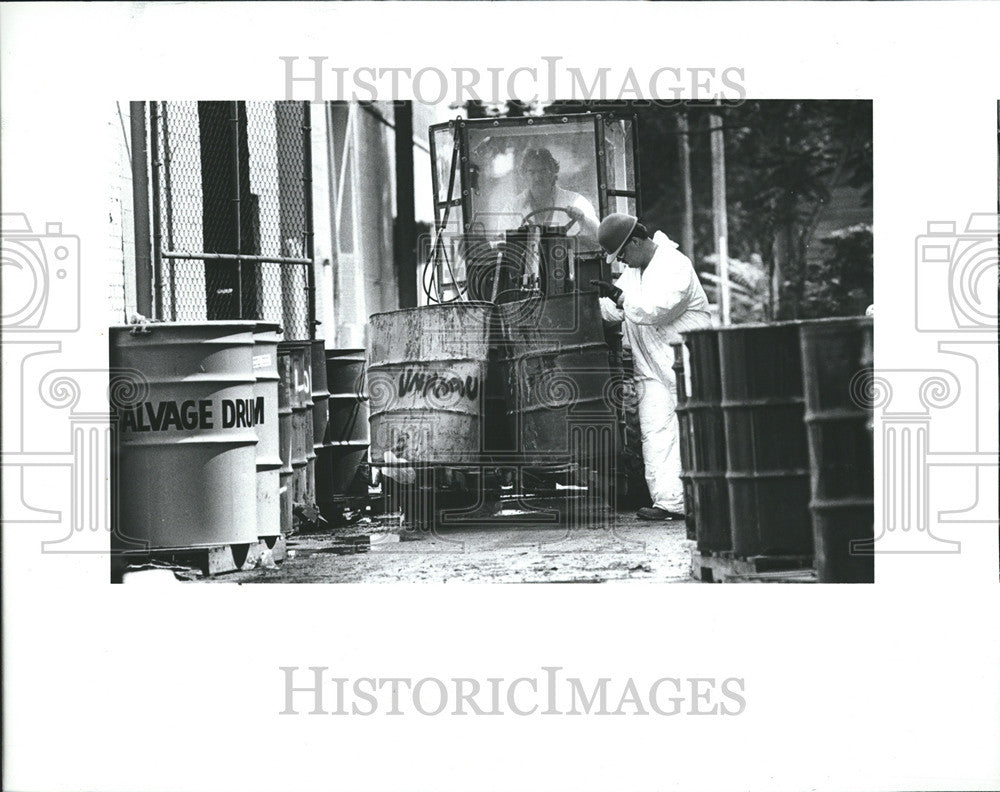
[591,213,712,521]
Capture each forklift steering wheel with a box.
[520,206,579,234]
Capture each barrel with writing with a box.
[109,322,258,549]
[368,303,494,466]
[253,323,283,540]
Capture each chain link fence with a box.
[151,100,314,339]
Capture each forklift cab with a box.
[427,112,641,303]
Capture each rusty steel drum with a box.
[253,323,283,539]
[671,343,697,542]
[277,345,294,536]
[316,348,370,506]
[719,322,812,558]
[279,340,313,505]
[800,317,875,583]
[679,327,732,553]
[109,322,258,550]
[497,290,614,463]
[368,303,494,465]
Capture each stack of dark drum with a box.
[674,317,874,583]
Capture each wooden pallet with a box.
[690,548,815,583]
[112,534,288,581]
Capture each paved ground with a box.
[206,506,695,584]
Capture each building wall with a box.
[317,101,448,347]
[355,104,397,320]
[109,102,137,326]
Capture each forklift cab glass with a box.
[432,125,456,205]
[465,123,600,249]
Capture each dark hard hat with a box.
[598,213,639,264]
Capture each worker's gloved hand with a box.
[590,279,623,304]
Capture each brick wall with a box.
[108,103,137,325]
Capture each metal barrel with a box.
[497,290,614,463]
[277,346,294,536]
[109,322,258,550]
[671,342,697,542]
[317,349,371,508]
[485,326,516,455]
[279,340,313,505]
[253,322,283,539]
[326,349,369,442]
[800,317,874,583]
[679,327,732,553]
[368,302,494,466]
[303,342,317,504]
[614,347,651,509]
[719,322,812,558]
[310,339,330,502]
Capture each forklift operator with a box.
[505,148,600,249]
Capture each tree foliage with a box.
[635,100,872,320]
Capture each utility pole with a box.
[710,112,730,325]
[676,111,695,262]
[393,101,417,309]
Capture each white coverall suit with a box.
[600,231,711,512]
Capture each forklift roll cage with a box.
[428,112,642,242]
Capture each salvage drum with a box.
[110,322,259,550]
